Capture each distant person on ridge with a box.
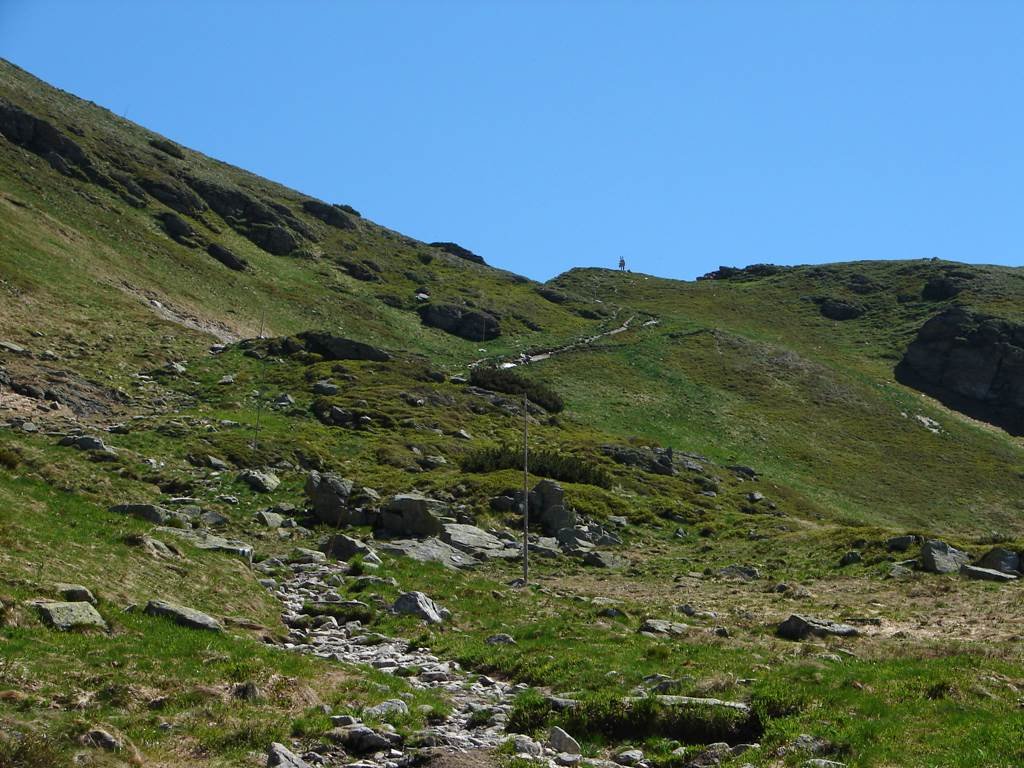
[618,257,626,271]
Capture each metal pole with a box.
[251,307,268,452]
[522,392,529,585]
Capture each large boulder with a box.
[36,601,106,631]
[960,565,1018,583]
[393,591,449,624]
[530,479,576,535]
[418,304,500,341]
[296,332,391,362]
[920,540,969,574]
[144,600,222,632]
[896,308,1024,435]
[777,614,859,641]
[376,538,476,570]
[207,242,248,271]
[441,523,509,559]
[302,199,356,230]
[378,494,446,537]
[305,471,355,525]
[978,547,1021,574]
[322,532,375,562]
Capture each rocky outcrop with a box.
[305,471,355,526]
[377,494,447,537]
[815,297,865,321]
[206,242,248,271]
[919,540,969,574]
[156,212,203,247]
[896,308,1024,434]
[429,241,485,265]
[243,332,391,362]
[777,614,858,640]
[418,304,500,341]
[35,601,107,630]
[530,480,575,535]
[186,176,303,255]
[302,199,356,230]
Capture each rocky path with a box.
[471,312,659,371]
[267,558,524,766]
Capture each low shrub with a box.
[469,367,564,413]
[461,446,611,488]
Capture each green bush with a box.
[469,366,564,413]
[461,446,612,488]
[0,446,20,470]
[0,731,66,768]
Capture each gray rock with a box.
[777,614,859,641]
[393,591,448,624]
[442,523,507,558]
[531,479,576,535]
[486,633,516,645]
[803,761,847,768]
[85,728,122,751]
[144,599,222,631]
[55,583,96,604]
[254,510,285,528]
[327,724,397,754]
[61,434,109,452]
[509,734,543,756]
[629,694,751,714]
[960,564,1018,582]
[885,534,918,552]
[304,471,355,526]
[267,742,314,768]
[978,547,1021,574]
[365,698,409,720]
[153,527,253,559]
[641,618,689,636]
[920,540,969,574]
[378,493,447,537]
[583,551,622,568]
[548,726,580,755]
[322,532,375,561]
[36,601,106,630]
[239,469,280,493]
[377,537,476,569]
[838,551,861,567]
[717,564,760,581]
[110,503,176,524]
[312,379,339,395]
[613,749,644,766]
[288,547,326,564]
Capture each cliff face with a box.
[896,307,1024,434]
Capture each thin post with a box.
[251,307,268,452]
[522,392,529,585]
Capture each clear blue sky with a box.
[2,1,1022,281]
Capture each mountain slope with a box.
[3,58,1024,768]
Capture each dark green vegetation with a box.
[2,57,1024,766]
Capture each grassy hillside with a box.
[3,57,1024,768]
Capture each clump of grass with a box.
[461,446,611,488]
[0,730,67,768]
[0,446,20,470]
[469,366,564,413]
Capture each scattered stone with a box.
[267,742,314,768]
[365,699,409,720]
[510,734,543,756]
[777,614,859,641]
[885,534,918,552]
[327,724,397,754]
[393,591,448,624]
[442,523,509,559]
[153,527,253,559]
[322,532,375,561]
[36,601,106,630]
[144,599,222,632]
[55,583,96,604]
[239,469,281,493]
[84,728,122,751]
[377,538,476,569]
[838,551,862,567]
[613,749,644,766]
[548,726,580,756]
[583,551,622,569]
[978,547,1021,575]
[254,510,285,528]
[486,633,516,645]
[640,618,689,636]
[717,564,760,581]
[920,540,969,574]
[960,564,1018,582]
